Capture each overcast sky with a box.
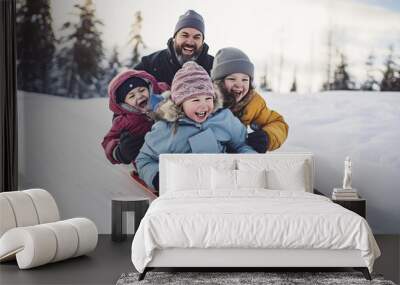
[51,0,400,92]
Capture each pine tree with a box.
[290,68,297,92]
[361,52,379,91]
[259,75,267,91]
[56,0,105,98]
[290,77,297,92]
[322,28,334,91]
[55,34,75,96]
[330,53,354,90]
[380,46,400,91]
[16,0,55,93]
[100,46,122,97]
[259,75,273,92]
[128,11,146,67]
[259,65,272,91]
[107,46,122,80]
[395,54,400,90]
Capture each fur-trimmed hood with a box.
[153,89,224,122]
[108,69,169,116]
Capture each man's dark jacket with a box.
[135,38,214,85]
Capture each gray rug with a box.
[116,271,396,285]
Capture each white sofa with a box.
[0,189,98,269]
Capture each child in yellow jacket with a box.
[211,47,288,152]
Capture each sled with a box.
[130,171,158,199]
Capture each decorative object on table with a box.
[332,156,359,200]
[0,189,98,269]
[343,156,353,190]
[112,196,149,242]
[116,271,394,285]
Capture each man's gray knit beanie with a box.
[211,47,254,81]
[174,10,205,37]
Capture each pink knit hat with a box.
[171,61,215,105]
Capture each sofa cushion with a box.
[24,189,60,223]
[0,189,60,237]
[0,192,39,227]
[0,196,16,237]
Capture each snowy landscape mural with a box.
[17,90,400,233]
[16,0,400,234]
[17,0,400,96]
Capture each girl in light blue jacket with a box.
[136,62,256,191]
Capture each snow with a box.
[18,92,148,234]
[17,91,400,234]
[266,91,400,234]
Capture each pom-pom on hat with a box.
[115,77,148,104]
[211,47,254,81]
[174,10,205,37]
[171,61,214,105]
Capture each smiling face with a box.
[182,94,214,123]
[124,86,150,113]
[174,28,204,62]
[223,73,250,103]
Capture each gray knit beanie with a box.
[174,10,205,37]
[211,47,254,81]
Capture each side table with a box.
[112,197,149,242]
[332,198,366,218]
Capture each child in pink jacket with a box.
[101,70,168,165]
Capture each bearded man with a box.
[135,10,214,85]
[114,10,214,166]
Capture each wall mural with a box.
[16,0,400,234]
